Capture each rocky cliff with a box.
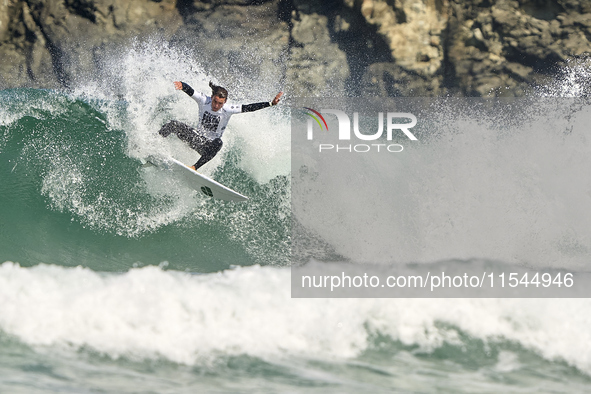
[1,0,590,96]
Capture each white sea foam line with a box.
[0,262,590,374]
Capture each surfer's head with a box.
[209,81,228,111]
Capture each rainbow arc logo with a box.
[304,107,328,131]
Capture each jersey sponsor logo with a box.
[201,112,221,134]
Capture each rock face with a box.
[171,1,292,95]
[349,0,591,96]
[1,0,590,96]
[355,0,448,96]
[444,0,591,96]
[0,0,182,88]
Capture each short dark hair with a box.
[209,81,228,100]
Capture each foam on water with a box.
[0,90,70,131]
[0,262,590,374]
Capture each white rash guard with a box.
[181,82,271,140]
[189,91,242,140]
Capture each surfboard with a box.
[148,156,248,202]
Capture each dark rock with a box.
[0,0,590,96]
[0,0,182,88]
[172,1,291,96]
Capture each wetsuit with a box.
[158,82,272,169]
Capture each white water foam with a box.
[0,262,590,374]
[0,90,71,128]
[40,162,201,237]
[539,56,591,98]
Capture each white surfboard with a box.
[149,157,248,202]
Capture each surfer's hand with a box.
[174,81,183,90]
[272,92,283,106]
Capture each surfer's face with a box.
[211,95,226,112]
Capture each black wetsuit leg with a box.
[193,138,223,170]
[158,121,223,169]
[158,120,195,141]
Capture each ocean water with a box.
[1,44,591,393]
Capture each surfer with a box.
[158,81,283,170]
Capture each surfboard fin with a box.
[140,158,157,168]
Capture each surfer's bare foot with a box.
[189,165,197,171]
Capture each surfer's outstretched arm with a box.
[174,81,194,96]
[174,81,282,109]
[240,92,284,113]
